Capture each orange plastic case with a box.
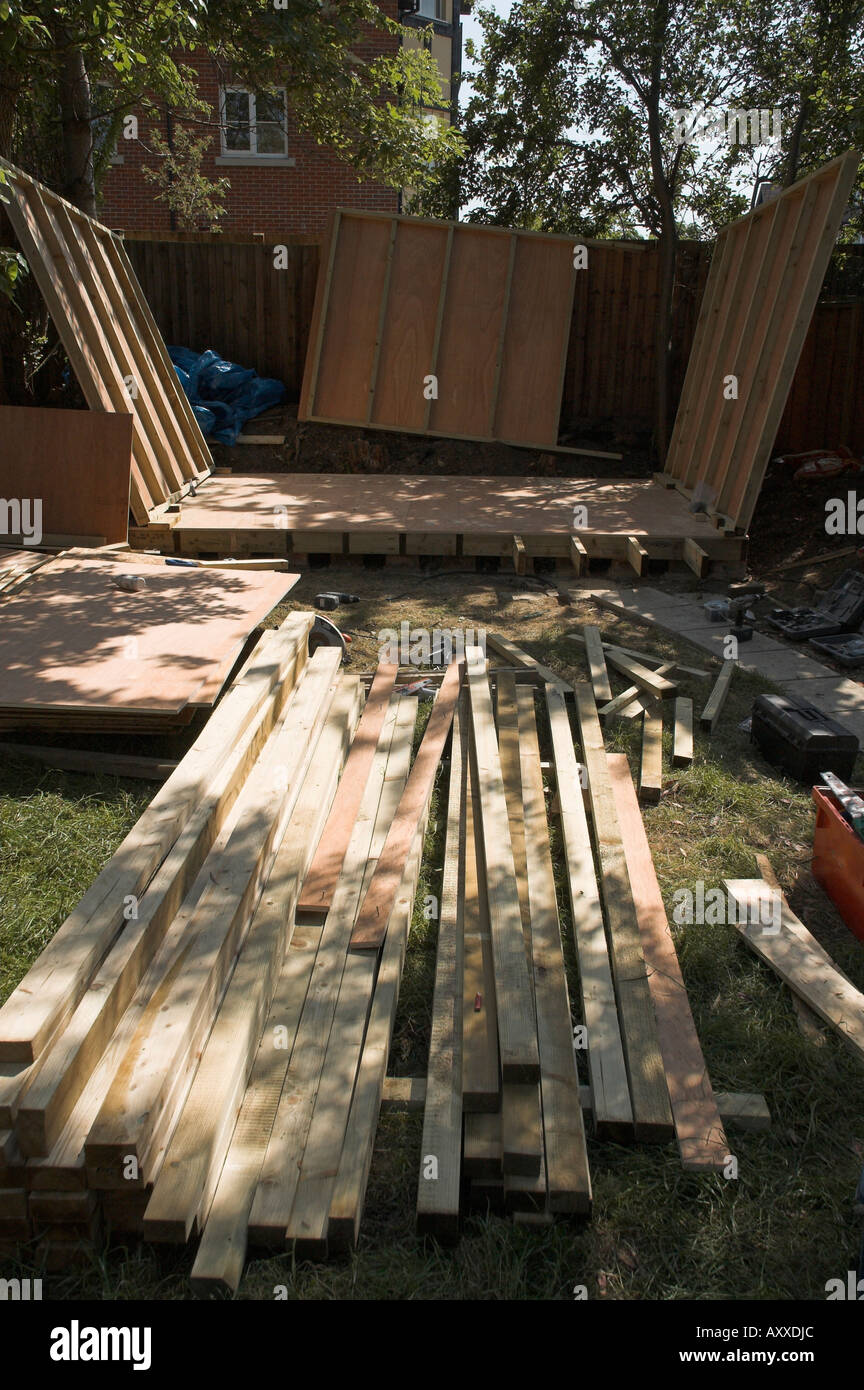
[811,787,864,943]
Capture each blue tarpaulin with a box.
[168,346,285,446]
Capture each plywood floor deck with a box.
[154,474,745,566]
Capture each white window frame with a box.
[219,86,289,159]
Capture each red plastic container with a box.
[811,786,864,942]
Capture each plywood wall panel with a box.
[372,221,450,431]
[493,236,575,444]
[312,216,393,423]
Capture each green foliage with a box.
[141,126,229,229]
[0,0,463,206]
[455,0,863,238]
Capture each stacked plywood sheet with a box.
[0,550,298,733]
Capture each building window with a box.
[220,87,288,157]
[418,0,448,19]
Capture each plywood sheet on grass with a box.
[299,210,576,449]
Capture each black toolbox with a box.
[765,569,864,641]
[751,693,859,783]
[809,628,864,668]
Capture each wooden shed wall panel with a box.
[664,151,860,530]
[312,217,393,422]
[494,237,575,444]
[372,222,449,430]
[430,228,511,439]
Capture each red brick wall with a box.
[98,2,400,236]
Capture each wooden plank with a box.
[416,701,466,1240]
[638,707,663,804]
[517,687,591,1211]
[583,625,613,703]
[572,683,674,1142]
[715,1091,771,1133]
[0,617,311,1064]
[0,744,177,781]
[350,660,463,950]
[84,649,344,1178]
[463,1112,502,1178]
[608,755,728,1170]
[544,685,632,1140]
[142,679,360,1241]
[298,663,398,912]
[298,209,341,420]
[597,664,675,723]
[465,648,539,1084]
[496,674,542,1178]
[484,632,569,693]
[725,879,864,1065]
[700,659,735,733]
[325,830,425,1253]
[672,698,694,767]
[461,739,500,1112]
[14,667,300,1159]
[0,407,131,544]
[381,1076,426,1112]
[245,699,416,1248]
[604,649,677,700]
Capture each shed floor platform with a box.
[135,473,746,568]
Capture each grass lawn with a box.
[2,564,863,1301]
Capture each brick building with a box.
[98,0,471,238]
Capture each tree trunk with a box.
[645,0,677,463]
[58,42,96,216]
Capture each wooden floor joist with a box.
[298,662,398,912]
[608,756,729,1171]
[572,683,674,1143]
[465,647,539,1085]
[350,660,462,950]
[416,701,466,1240]
[544,684,632,1141]
[597,665,675,724]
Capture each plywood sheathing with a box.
[664,150,860,531]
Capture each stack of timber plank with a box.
[0,622,736,1285]
[0,614,356,1269]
